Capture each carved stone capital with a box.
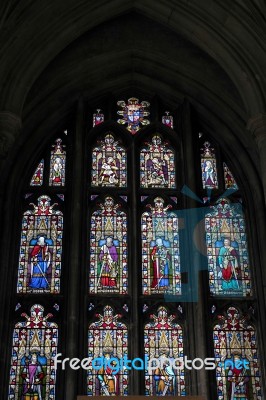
[247,113,266,145]
[0,111,22,158]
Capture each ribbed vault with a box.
[0,0,266,180]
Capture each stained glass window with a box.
[8,304,58,399]
[91,133,127,187]
[88,305,128,396]
[117,97,150,135]
[49,139,66,186]
[205,198,251,297]
[30,159,44,186]
[144,306,185,396]
[89,197,128,294]
[17,195,63,294]
[93,109,104,127]
[162,111,173,129]
[223,163,238,189]
[213,307,261,399]
[141,197,180,295]
[201,141,218,189]
[140,135,175,188]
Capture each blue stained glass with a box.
[205,198,252,297]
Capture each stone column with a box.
[247,113,266,203]
[0,111,21,158]
[64,99,84,399]
[181,100,209,398]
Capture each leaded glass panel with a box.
[17,195,63,294]
[89,197,128,294]
[213,307,261,399]
[141,197,180,295]
[140,135,175,188]
[205,198,251,297]
[8,304,58,399]
[88,305,128,396]
[144,306,185,396]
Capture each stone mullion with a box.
[130,138,140,395]
[64,99,85,400]
[181,100,209,398]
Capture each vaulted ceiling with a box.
[1,0,266,177]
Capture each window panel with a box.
[30,159,44,186]
[89,197,128,294]
[49,139,66,186]
[93,109,104,127]
[140,135,175,188]
[223,163,238,190]
[17,195,63,294]
[141,197,180,295]
[144,306,185,396]
[117,97,150,135]
[8,304,58,399]
[201,141,218,189]
[87,305,128,396]
[91,133,127,187]
[205,198,251,297]
[213,307,261,399]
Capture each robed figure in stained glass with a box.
[140,135,175,188]
[153,354,176,395]
[18,196,63,294]
[99,157,119,185]
[205,198,251,296]
[49,139,66,186]
[201,141,218,189]
[91,133,127,187]
[89,197,128,294]
[213,307,261,400]
[8,305,58,400]
[203,159,215,187]
[21,353,45,399]
[150,238,171,291]
[96,350,120,396]
[29,236,52,290]
[98,237,119,288]
[144,307,185,396]
[88,306,128,396]
[142,197,180,295]
[226,354,250,399]
[217,237,240,291]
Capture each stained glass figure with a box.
[30,159,44,186]
[49,139,66,186]
[205,198,252,296]
[141,197,180,295]
[17,195,63,294]
[89,197,127,294]
[8,304,58,400]
[213,307,261,399]
[88,305,128,396]
[223,163,238,189]
[91,133,127,187]
[144,306,185,396]
[117,97,150,135]
[201,141,218,189]
[140,135,176,188]
[93,109,104,127]
[162,111,173,129]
